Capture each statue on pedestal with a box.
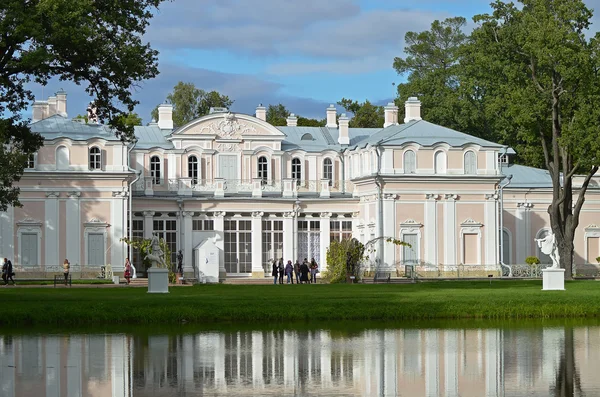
[535,232,561,269]
[145,233,166,268]
[176,250,183,274]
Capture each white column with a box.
[484,194,498,268]
[382,195,397,269]
[283,212,294,262]
[66,192,81,266]
[320,212,331,270]
[143,211,154,239]
[168,153,177,182]
[444,330,459,397]
[182,211,193,273]
[251,212,263,277]
[485,329,500,397]
[515,203,532,264]
[111,192,126,271]
[424,194,438,265]
[425,330,439,397]
[444,194,458,266]
[45,192,60,267]
[213,211,226,280]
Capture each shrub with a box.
[525,256,541,265]
[324,238,366,283]
[596,256,600,264]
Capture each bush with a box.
[596,256,600,264]
[324,238,366,283]
[525,256,540,265]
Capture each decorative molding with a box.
[425,194,439,200]
[585,224,600,230]
[46,191,60,198]
[252,211,264,218]
[445,194,459,200]
[400,219,423,228]
[197,113,261,139]
[283,211,295,218]
[352,211,360,218]
[320,212,332,218]
[382,193,398,200]
[517,202,534,209]
[461,218,483,228]
[143,211,155,217]
[112,191,127,198]
[485,193,499,201]
[84,218,109,228]
[216,142,241,152]
[16,217,43,227]
[213,211,226,218]
[182,211,194,217]
[67,191,81,198]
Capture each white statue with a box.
[535,232,561,269]
[145,233,166,268]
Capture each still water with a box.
[0,325,596,397]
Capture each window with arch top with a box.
[434,151,446,174]
[150,156,161,185]
[56,146,69,170]
[323,158,333,186]
[188,155,198,185]
[89,146,101,170]
[464,151,477,174]
[258,156,268,183]
[292,158,302,186]
[404,150,416,174]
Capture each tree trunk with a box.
[557,235,574,280]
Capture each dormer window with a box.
[292,158,302,186]
[323,158,333,186]
[89,147,101,170]
[258,156,268,183]
[188,155,198,185]
[150,156,161,185]
[464,151,477,175]
[403,150,416,174]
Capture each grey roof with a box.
[30,115,121,141]
[134,125,173,150]
[352,120,505,149]
[501,164,552,188]
[278,126,381,152]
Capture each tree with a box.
[297,116,326,127]
[0,0,166,211]
[266,104,289,126]
[325,238,366,283]
[115,113,143,128]
[150,82,233,126]
[467,0,600,279]
[337,98,384,128]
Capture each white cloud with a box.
[266,55,395,75]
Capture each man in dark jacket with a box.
[272,259,278,285]
[2,258,14,285]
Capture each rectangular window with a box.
[330,219,352,243]
[298,219,320,264]
[224,219,252,274]
[153,218,178,264]
[193,219,214,231]
[262,219,283,272]
[131,219,144,268]
[20,233,38,266]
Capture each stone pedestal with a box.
[542,268,565,291]
[147,267,169,293]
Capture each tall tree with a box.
[468,0,600,278]
[151,82,233,126]
[0,0,166,210]
[266,104,289,126]
[337,98,384,128]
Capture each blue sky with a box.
[30,0,600,123]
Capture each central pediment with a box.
[172,112,286,140]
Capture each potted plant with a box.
[525,256,540,265]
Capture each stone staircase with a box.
[128,277,148,287]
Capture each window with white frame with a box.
[56,145,69,170]
[224,219,252,274]
[298,219,320,264]
[153,218,177,263]
[402,234,419,264]
[330,219,352,242]
[150,156,161,185]
[20,232,39,266]
[323,158,333,186]
[404,150,416,174]
[292,158,302,185]
[262,219,283,270]
[258,156,268,183]
[188,155,199,185]
[464,151,476,174]
[89,146,101,170]
[131,219,144,267]
[193,219,214,231]
[25,154,35,169]
[434,151,446,174]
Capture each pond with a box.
[0,322,597,396]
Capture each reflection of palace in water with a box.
[1,327,599,396]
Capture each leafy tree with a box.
[325,238,366,283]
[115,113,143,128]
[297,116,326,127]
[120,236,176,282]
[468,0,600,279]
[266,103,289,126]
[0,0,166,211]
[151,82,233,126]
[337,98,384,128]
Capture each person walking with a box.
[300,260,310,284]
[124,258,132,285]
[1,258,7,285]
[285,260,294,284]
[294,260,301,284]
[310,258,319,284]
[4,259,15,285]
[272,259,278,285]
[62,259,70,285]
[278,258,284,284]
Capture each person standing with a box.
[310,258,318,284]
[4,259,15,285]
[294,260,301,284]
[300,260,310,284]
[176,250,184,274]
[278,258,284,284]
[1,258,7,285]
[272,259,278,285]
[285,260,294,284]
[124,258,132,285]
[62,259,70,285]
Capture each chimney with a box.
[31,101,49,123]
[55,89,67,117]
[47,96,57,116]
[384,102,398,128]
[157,103,173,129]
[286,113,298,127]
[255,104,266,121]
[404,97,422,123]
[338,113,349,145]
[326,104,337,128]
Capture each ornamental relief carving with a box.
[194,113,266,139]
[216,143,241,152]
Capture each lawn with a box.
[1,280,599,327]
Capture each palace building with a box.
[5,91,600,279]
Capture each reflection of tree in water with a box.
[552,327,583,397]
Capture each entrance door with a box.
[88,233,105,266]
[21,233,38,266]
[219,155,238,193]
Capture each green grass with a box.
[10,279,113,286]
[1,280,600,327]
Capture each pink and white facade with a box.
[5,92,600,278]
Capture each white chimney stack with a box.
[383,102,398,128]
[404,97,422,123]
[338,113,349,145]
[286,113,298,127]
[326,104,337,128]
[31,101,49,123]
[55,89,67,117]
[158,103,174,129]
[255,104,266,121]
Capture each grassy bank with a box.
[1,280,600,326]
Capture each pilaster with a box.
[251,211,264,277]
[484,193,499,268]
[283,212,295,264]
[424,194,439,265]
[515,202,533,263]
[111,191,127,271]
[213,211,226,280]
[143,211,155,239]
[382,194,398,269]
[182,211,194,273]
[45,191,60,267]
[320,212,332,270]
[66,192,81,266]
[444,194,458,266]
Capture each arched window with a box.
[188,155,198,185]
[258,156,268,182]
[536,229,552,264]
[404,150,416,174]
[150,156,161,185]
[502,230,511,265]
[434,151,446,174]
[464,151,477,174]
[323,158,333,186]
[89,147,101,170]
[56,146,69,170]
[292,158,302,185]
